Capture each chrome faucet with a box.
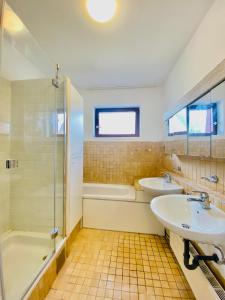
[187,191,211,209]
[201,175,219,183]
[162,172,172,183]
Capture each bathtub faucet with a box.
[162,172,172,183]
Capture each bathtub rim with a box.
[83,183,136,201]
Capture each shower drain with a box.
[181,223,190,229]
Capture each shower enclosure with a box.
[0,2,65,299]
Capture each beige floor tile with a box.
[45,229,195,300]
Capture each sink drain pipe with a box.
[183,239,219,270]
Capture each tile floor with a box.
[46,229,195,300]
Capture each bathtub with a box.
[83,183,135,201]
[0,231,63,300]
[83,183,164,235]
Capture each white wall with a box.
[80,87,164,141]
[2,38,46,81]
[66,79,83,235]
[163,0,225,115]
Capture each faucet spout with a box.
[162,172,172,183]
[187,191,211,209]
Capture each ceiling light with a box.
[86,0,117,23]
[3,7,23,32]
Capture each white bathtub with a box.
[83,183,135,201]
[0,231,62,300]
[83,183,164,235]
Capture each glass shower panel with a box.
[0,3,65,299]
[1,82,56,300]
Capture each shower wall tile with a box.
[0,77,11,235]
[84,141,164,184]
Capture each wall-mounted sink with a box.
[139,177,183,197]
[151,194,225,246]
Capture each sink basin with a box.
[139,177,183,196]
[151,194,225,245]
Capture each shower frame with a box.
[0,1,67,298]
[0,0,5,299]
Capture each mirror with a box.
[187,92,212,157]
[211,81,225,158]
[166,80,225,159]
[165,107,188,155]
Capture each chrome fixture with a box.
[5,159,18,169]
[52,64,60,88]
[201,175,219,183]
[187,191,211,209]
[50,227,59,239]
[213,245,225,265]
[162,172,172,183]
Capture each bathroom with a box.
[0,0,225,299]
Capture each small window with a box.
[95,107,140,137]
[57,110,65,135]
[168,108,187,136]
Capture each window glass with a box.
[168,108,187,135]
[95,108,140,137]
[57,111,65,135]
[188,104,217,136]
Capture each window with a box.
[95,107,140,137]
[188,103,217,136]
[57,110,65,135]
[168,108,187,136]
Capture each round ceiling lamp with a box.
[86,0,117,23]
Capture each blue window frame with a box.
[95,107,140,137]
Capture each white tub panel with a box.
[83,199,164,235]
[136,190,153,203]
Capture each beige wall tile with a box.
[84,141,164,185]
[164,154,225,197]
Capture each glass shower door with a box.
[0,3,64,299]
[1,79,57,300]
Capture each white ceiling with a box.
[7,0,214,89]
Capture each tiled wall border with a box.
[163,154,225,197]
[168,171,225,208]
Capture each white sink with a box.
[151,194,225,246]
[139,177,183,196]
